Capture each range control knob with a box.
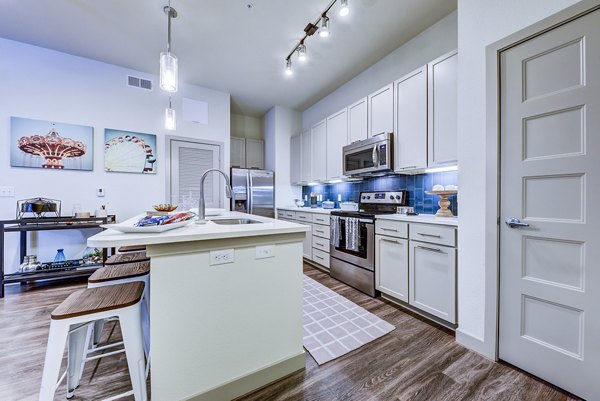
[389,195,394,200]
[366,196,371,199]
[396,195,402,200]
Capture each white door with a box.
[245,138,264,169]
[326,108,348,180]
[168,139,222,208]
[367,83,394,137]
[499,10,600,400]
[375,235,409,302]
[290,134,302,185]
[311,120,327,182]
[427,50,458,167]
[394,66,428,172]
[348,97,368,143]
[300,130,312,183]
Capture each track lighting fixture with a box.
[339,0,349,16]
[297,43,307,61]
[319,15,330,37]
[284,0,350,76]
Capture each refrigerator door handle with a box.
[247,172,253,214]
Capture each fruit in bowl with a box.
[153,203,178,212]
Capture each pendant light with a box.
[165,96,176,130]
[160,3,178,93]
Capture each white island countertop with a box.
[375,213,458,227]
[88,211,310,248]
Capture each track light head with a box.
[339,0,349,16]
[319,15,330,38]
[285,58,293,75]
[297,43,307,61]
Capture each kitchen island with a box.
[88,212,309,401]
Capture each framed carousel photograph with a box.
[104,128,157,174]
[10,116,94,171]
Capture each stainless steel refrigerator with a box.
[230,168,275,218]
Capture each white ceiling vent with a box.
[126,75,153,91]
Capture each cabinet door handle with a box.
[381,227,399,232]
[400,165,417,170]
[298,215,307,219]
[417,232,441,238]
[314,255,325,260]
[381,238,401,244]
[416,245,444,253]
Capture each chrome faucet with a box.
[196,168,233,224]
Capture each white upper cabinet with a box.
[394,66,428,172]
[300,130,312,183]
[245,138,264,169]
[368,83,394,137]
[311,120,327,182]
[326,108,348,180]
[290,134,302,185]
[230,137,246,168]
[348,97,368,143]
[427,50,458,167]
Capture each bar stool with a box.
[87,261,151,355]
[105,251,149,266]
[39,282,147,401]
[118,245,146,253]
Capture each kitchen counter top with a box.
[88,211,309,248]
[277,206,340,214]
[375,213,458,227]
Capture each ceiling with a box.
[0,0,456,117]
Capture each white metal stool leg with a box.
[66,323,89,398]
[39,319,70,401]
[118,303,147,401]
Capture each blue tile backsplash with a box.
[301,171,458,216]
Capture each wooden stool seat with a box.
[51,282,144,320]
[89,261,150,284]
[105,251,149,266]
[118,245,146,253]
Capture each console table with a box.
[0,216,116,298]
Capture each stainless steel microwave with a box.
[343,133,393,177]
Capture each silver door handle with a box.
[372,145,379,165]
[505,218,530,228]
[416,245,444,253]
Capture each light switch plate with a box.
[210,249,235,265]
[0,186,15,197]
[256,245,274,259]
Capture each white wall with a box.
[456,0,584,357]
[264,106,302,206]
[230,113,263,140]
[0,38,230,272]
[302,10,457,130]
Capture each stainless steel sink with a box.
[210,218,262,225]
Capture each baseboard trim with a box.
[185,352,306,401]
[456,329,494,360]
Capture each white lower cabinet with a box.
[375,219,457,325]
[301,222,313,260]
[409,240,457,323]
[375,235,409,302]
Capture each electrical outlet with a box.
[256,245,274,259]
[0,186,15,197]
[210,249,235,265]
[97,188,105,197]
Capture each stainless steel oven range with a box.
[330,190,407,296]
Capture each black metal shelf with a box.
[0,215,116,298]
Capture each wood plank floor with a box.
[0,265,578,401]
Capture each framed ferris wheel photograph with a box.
[104,128,157,174]
[10,116,94,171]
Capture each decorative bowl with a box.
[153,203,178,212]
[294,199,305,207]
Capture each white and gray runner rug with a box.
[302,275,395,365]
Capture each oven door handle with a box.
[372,144,379,166]
[338,216,374,224]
